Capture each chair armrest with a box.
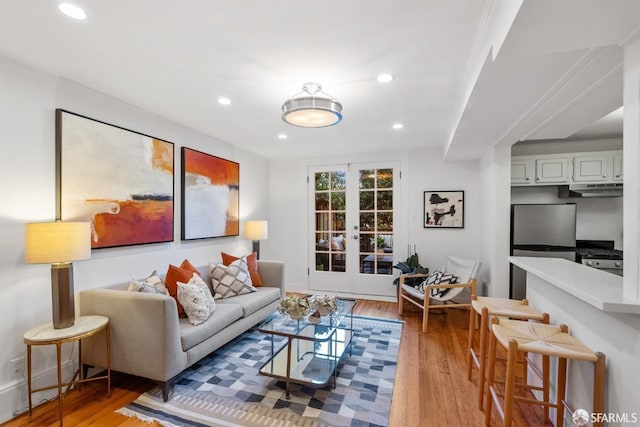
[399,273,430,285]
[79,289,186,382]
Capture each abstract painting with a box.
[423,190,464,228]
[56,109,174,248]
[181,147,239,240]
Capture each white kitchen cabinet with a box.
[511,159,534,185]
[572,153,610,183]
[613,151,623,182]
[535,157,570,184]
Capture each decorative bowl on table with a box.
[309,294,338,317]
[278,295,311,320]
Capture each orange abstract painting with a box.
[56,109,175,248]
[181,147,239,239]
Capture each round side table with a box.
[23,315,111,426]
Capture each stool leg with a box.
[556,357,568,427]
[477,307,489,410]
[542,354,550,423]
[484,326,498,426]
[593,352,606,427]
[503,340,518,427]
[467,301,476,381]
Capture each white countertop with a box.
[509,256,640,315]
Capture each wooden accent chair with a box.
[398,256,480,332]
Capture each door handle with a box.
[353,235,358,240]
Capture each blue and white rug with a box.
[116,315,402,427]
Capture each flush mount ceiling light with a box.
[58,3,87,20]
[217,97,231,105]
[282,82,343,128]
[392,123,404,130]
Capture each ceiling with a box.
[0,1,637,161]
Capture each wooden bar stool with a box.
[484,318,606,427]
[467,295,549,410]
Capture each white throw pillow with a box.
[127,271,168,295]
[209,258,256,299]
[177,274,216,326]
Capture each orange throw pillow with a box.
[165,264,199,318]
[221,252,263,286]
[180,259,200,276]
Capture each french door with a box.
[308,161,401,298]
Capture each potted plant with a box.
[393,251,429,288]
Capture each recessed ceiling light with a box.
[217,97,231,105]
[392,123,404,130]
[377,73,395,83]
[278,133,288,140]
[58,3,87,20]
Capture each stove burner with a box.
[578,248,623,260]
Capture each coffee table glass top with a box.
[259,298,356,340]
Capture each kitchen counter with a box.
[509,256,640,314]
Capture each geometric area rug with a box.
[116,315,403,427]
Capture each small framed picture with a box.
[423,191,464,228]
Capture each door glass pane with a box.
[359,169,375,189]
[377,169,393,188]
[314,171,347,272]
[358,168,393,275]
[360,191,374,210]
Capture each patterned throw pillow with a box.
[177,274,216,326]
[127,271,168,295]
[221,252,263,286]
[418,271,459,299]
[210,258,256,299]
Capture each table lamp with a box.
[244,220,268,259]
[25,221,91,329]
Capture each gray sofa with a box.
[79,260,284,400]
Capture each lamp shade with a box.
[25,221,91,264]
[244,220,268,241]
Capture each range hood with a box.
[558,183,623,198]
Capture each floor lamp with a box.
[25,221,91,329]
[244,220,268,259]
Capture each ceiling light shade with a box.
[282,82,343,128]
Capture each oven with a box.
[576,240,623,276]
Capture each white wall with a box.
[270,147,483,295]
[0,56,271,422]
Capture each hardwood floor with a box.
[4,300,545,426]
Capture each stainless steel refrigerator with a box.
[510,203,577,299]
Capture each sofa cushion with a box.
[215,286,281,317]
[179,303,243,351]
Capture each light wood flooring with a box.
[4,300,546,426]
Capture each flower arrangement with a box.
[309,294,338,316]
[278,294,339,323]
[278,295,310,320]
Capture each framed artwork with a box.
[181,147,239,240]
[56,109,175,249]
[423,190,464,228]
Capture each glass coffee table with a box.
[258,298,356,399]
